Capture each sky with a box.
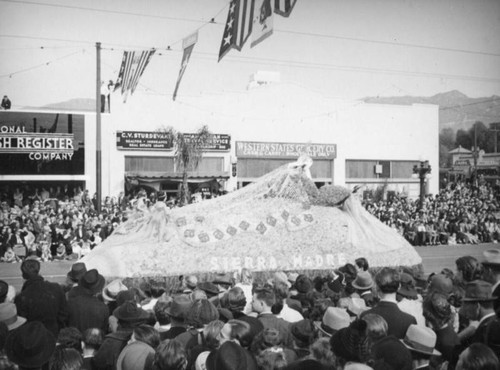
[1,0,500,108]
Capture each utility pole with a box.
[96,42,102,212]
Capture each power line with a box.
[276,30,500,58]
[0,49,86,78]
[0,0,216,24]
[2,0,500,58]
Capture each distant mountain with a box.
[23,98,95,112]
[363,90,500,131]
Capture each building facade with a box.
[0,83,439,201]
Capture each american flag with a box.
[274,0,297,17]
[114,49,155,102]
[218,0,255,62]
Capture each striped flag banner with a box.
[114,49,156,102]
[251,0,273,48]
[173,31,198,101]
[218,0,255,62]
[274,0,297,17]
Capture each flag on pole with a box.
[218,0,255,62]
[114,49,156,102]
[173,32,198,101]
[274,0,297,17]
[251,0,273,48]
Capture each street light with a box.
[413,160,431,209]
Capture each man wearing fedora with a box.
[14,259,68,337]
[67,269,109,333]
[401,324,441,370]
[65,262,88,299]
[352,271,376,308]
[460,280,499,349]
[93,301,151,370]
[482,248,500,314]
[160,294,192,340]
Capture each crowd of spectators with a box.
[363,180,500,247]
[0,184,135,263]
[1,251,500,370]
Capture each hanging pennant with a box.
[114,49,156,102]
[173,32,198,100]
[251,0,273,48]
[218,0,255,62]
[274,0,297,17]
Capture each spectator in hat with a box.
[0,302,26,331]
[401,324,441,370]
[422,291,460,364]
[14,259,68,336]
[460,280,498,347]
[197,282,220,300]
[481,248,500,313]
[65,262,87,299]
[93,301,151,370]
[67,269,109,333]
[160,294,192,340]
[397,272,425,327]
[456,342,500,370]
[364,313,412,370]
[329,319,371,367]
[153,339,187,370]
[427,273,460,332]
[314,306,350,338]
[352,271,376,308]
[82,328,104,370]
[361,267,417,339]
[5,320,56,370]
[252,285,294,347]
[290,319,316,358]
[101,278,128,313]
[180,275,198,294]
[291,275,315,317]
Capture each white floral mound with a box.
[81,157,422,278]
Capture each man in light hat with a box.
[314,306,350,337]
[401,324,441,370]
[0,302,26,331]
[352,271,376,307]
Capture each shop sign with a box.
[0,112,84,175]
[117,132,230,151]
[236,141,336,159]
[183,133,231,151]
[116,131,174,151]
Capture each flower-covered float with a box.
[81,156,422,281]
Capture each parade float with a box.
[81,156,422,282]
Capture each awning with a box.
[125,171,230,191]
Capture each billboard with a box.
[0,112,85,175]
[236,141,336,159]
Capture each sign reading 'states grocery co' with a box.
[236,141,336,159]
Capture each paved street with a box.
[0,243,496,293]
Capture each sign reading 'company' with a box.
[236,141,337,159]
